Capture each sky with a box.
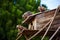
[41,0,60,9]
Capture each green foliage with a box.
[0,0,48,40]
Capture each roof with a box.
[22,9,56,24]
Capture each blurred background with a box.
[0,0,60,40]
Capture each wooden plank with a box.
[23,30,60,37]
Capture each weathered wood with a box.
[21,8,60,39]
[34,11,60,30]
[22,8,60,30]
[22,30,60,37]
[22,8,60,24]
[22,9,56,24]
